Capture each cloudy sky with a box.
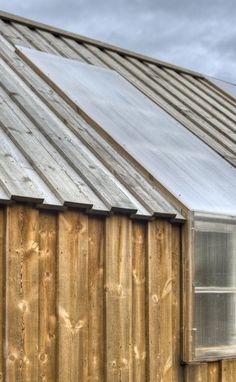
[1,0,236,82]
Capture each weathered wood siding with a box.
[0,204,235,381]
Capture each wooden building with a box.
[0,10,236,382]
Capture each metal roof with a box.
[0,11,236,220]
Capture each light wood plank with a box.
[184,363,208,382]
[63,38,108,67]
[58,211,89,381]
[0,85,93,209]
[88,217,105,381]
[38,211,57,381]
[132,221,147,381]
[6,204,39,382]
[164,68,236,122]
[38,30,83,59]
[0,127,44,204]
[147,220,161,381]
[0,19,32,48]
[0,207,5,382]
[105,215,132,381]
[13,23,59,54]
[199,77,236,108]
[208,362,220,382]
[159,220,172,381]
[221,360,236,382]
[147,220,173,381]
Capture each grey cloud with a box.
[0,0,236,82]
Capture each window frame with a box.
[182,211,236,363]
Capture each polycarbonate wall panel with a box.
[18,47,236,215]
[195,231,234,287]
[193,214,236,359]
[207,76,236,99]
[195,292,236,348]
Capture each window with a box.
[191,213,236,360]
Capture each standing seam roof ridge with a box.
[194,77,236,109]
[160,66,236,123]
[0,10,204,77]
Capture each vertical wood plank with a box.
[38,211,57,381]
[172,225,183,381]
[58,211,88,381]
[132,221,147,382]
[88,217,105,381]
[105,215,132,381]
[6,204,39,382]
[184,364,208,382]
[208,362,221,382]
[147,220,160,381]
[147,220,172,381]
[221,360,236,382]
[0,207,5,382]
[160,221,172,382]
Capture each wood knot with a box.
[44,271,52,282]
[58,306,84,333]
[18,300,28,312]
[104,283,125,297]
[133,270,145,285]
[39,353,47,363]
[161,279,172,299]
[156,231,164,240]
[152,294,159,304]
[8,353,16,362]
[121,358,128,367]
[134,346,146,360]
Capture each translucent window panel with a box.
[195,292,236,350]
[193,214,236,359]
[207,76,236,99]
[195,231,235,287]
[18,47,236,215]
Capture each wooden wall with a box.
[0,204,235,381]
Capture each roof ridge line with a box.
[0,9,204,78]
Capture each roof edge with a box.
[0,9,204,78]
